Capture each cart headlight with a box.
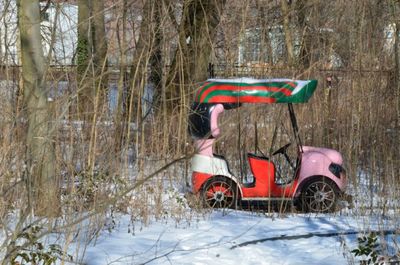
[329,163,344,178]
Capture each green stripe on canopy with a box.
[194,79,318,104]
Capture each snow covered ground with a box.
[75,209,399,265]
[59,170,400,265]
[6,169,398,265]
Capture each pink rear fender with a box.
[298,147,346,193]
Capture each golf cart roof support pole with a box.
[288,103,303,153]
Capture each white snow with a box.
[73,210,399,265]
[4,171,399,265]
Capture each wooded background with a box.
[0,0,399,262]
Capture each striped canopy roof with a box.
[194,78,317,104]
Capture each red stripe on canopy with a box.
[199,84,293,102]
[207,95,277,104]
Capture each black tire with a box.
[299,177,339,213]
[201,176,237,209]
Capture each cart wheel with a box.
[300,177,339,213]
[201,176,237,209]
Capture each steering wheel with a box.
[272,143,292,156]
[272,143,296,170]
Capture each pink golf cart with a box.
[188,78,347,213]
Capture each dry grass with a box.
[0,0,399,263]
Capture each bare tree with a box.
[17,0,59,216]
[389,0,400,146]
[77,0,92,119]
[1,1,400,262]
[166,0,227,103]
[280,0,294,66]
[76,0,108,121]
[92,0,108,103]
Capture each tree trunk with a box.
[127,0,154,123]
[166,0,226,104]
[92,0,108,110]
[393,5,400,155]
[280,0,295,66]
[18,0,59,216]
[148,0,163,111]
[77,0,93,120]
[187,0,226,82]
[296,0,311,68]
[114,0,128,151]
[76,0,108,121]
[390,1,400,136]
[256,1,273,64]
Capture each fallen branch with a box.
[231,229,400,249]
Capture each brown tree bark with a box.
[148,0,163,110]
[127,0,155,123]
[92,0,108,106]
[166,0,227,104]
[114,0,129,151]
[86,0,108,172]
[296,0,311,68]
[256,0,274,64]
[280,0,295,66]
[391,0,400,151]
[186,0,226,82]
[396,23,400,131]
[77,0,93,120]
[18,0,59,216]
[76,0,108,121]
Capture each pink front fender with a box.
[298,149,346,193]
